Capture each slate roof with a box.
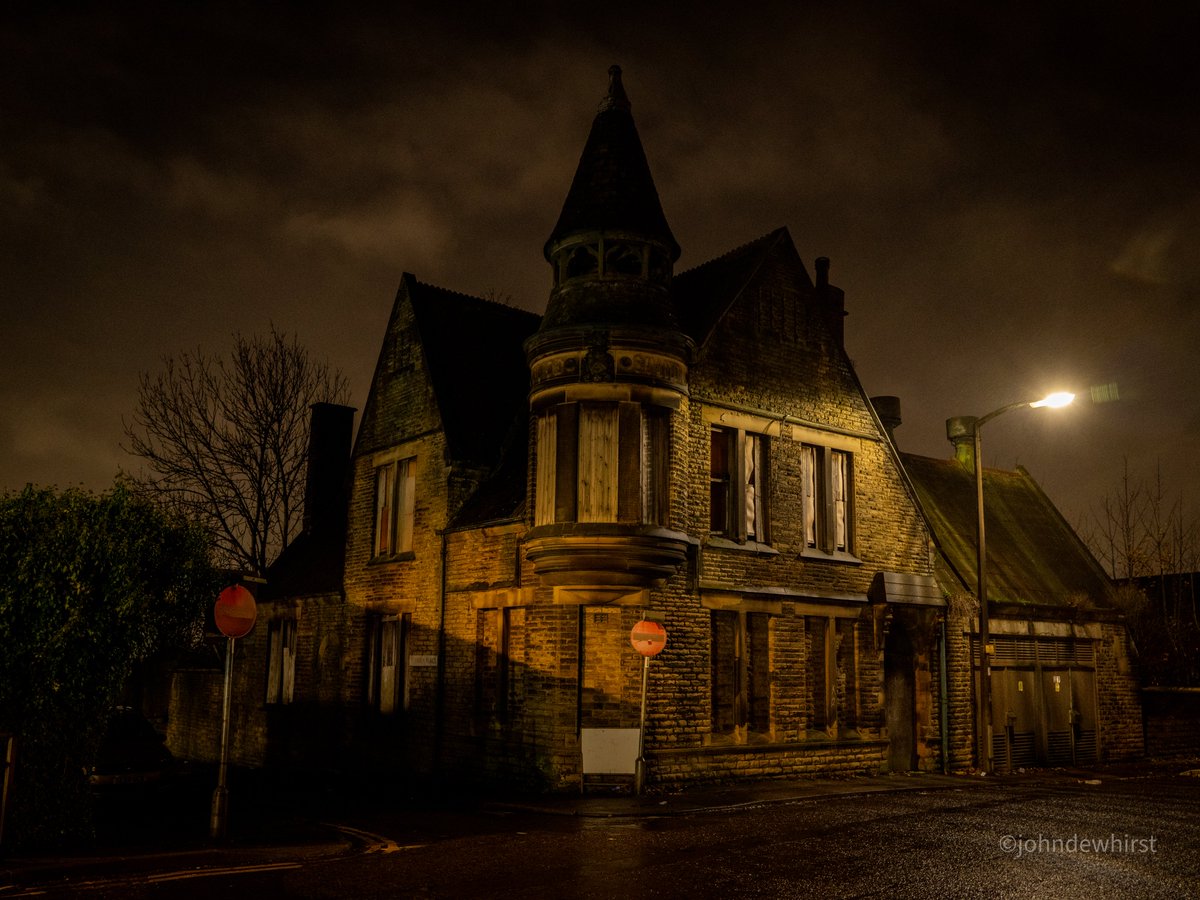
[902,453,1117,609]
[408,278,541,466]
[262,525,345,600]
[545,66,679,260]
[671,228,809,347]
[448,414,529,529]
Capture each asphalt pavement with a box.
[3,755,1198,895]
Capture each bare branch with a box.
[123,325,350,575]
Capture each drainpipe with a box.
[939,618,950,774]
[576,607,585,735]
[435,529,447,776]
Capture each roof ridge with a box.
[408,275,541,319]
[675,227,788,279]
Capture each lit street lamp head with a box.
[1029,391,1075,409]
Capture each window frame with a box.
[534,403,671,527]
[373,457,415,559]
[801,443,854,556]
[366,613,409,715]
[577,403,620,523]
[265,617,296,705]
[709,426,770,544]
[807,615,835,733]
[476,606,512,726]
[711,609,773,737]
[640,406,671,526]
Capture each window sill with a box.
[799,547,861,566]
[704,729,776,747]
[706,536,780,556]
[369,550,415,565]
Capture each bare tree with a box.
[1088,457,1147,580]
[124,326,350,575]
[1085,457,1200,685]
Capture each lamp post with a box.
[951,391,1073,774]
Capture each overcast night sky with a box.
[2,2,1198,538]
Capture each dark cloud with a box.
[2,2,1197,531]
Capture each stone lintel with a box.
[699,583,867,618]
[469,587,539,609]
[551,585,650,606]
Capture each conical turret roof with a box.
[545,66,679,261]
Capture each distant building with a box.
[168,67,1142,788]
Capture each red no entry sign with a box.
[630,620,667,657]
[214,585,257,638]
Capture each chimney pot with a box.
[946,415,978,471]
[815,256,830,289]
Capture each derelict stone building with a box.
[169,67,1140,788]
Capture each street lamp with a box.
[949,390,1074,774]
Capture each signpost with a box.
[211,584,257,839]
[630,619,666,795]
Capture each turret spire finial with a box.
[599,64,630,112]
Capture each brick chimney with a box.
[871,395,902,444]
[303,403,356,535]
[814,256,846,348]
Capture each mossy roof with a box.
[901,452,1117,609]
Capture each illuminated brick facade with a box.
[169,67,1139,790]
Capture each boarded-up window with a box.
[535,413,557,526]
[642,408,670,525]
[476,607,511,725]
[838,619,859,729]
[366,614,408,715]
[265,618,296,705]
[807,617,835,731]
[578,404,619,522]
[711,610,739,733]
[747,613,772,730]
[539,403,669,528]
[711,610,772,735]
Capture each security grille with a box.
[1074,730,1098,763]
[993,730,1037,772]
[971,635,1094,667]
[1010,731,1037,768]
[1047,730,1073,766]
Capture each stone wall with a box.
[1142,688,1200,757]
[167,592,359,770]
[944,595,980,771]
[650,738,888,785]
[1095,622,1144,761]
